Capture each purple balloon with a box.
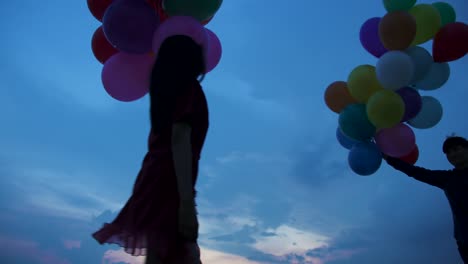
[102,52,154,102]
[103,0,160,54]
[360,17,388,58]
[375,123,416,158]
[205,28,222,73]
[396,87,422,122]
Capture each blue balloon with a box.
[336,127,360,149]
[405,46,432,83]
[339,104,376,141]
[348,142,382,176]
[414,62,450,91]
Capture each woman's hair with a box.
[443,135,468,153]
[149,35,205,133]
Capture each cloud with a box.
[198,150,294,200]
[197,149,342,263]
[281,127,463,263]
[204,73,297,122]
[197,190,342,264]
[201,247,265,264]
[202,146,371,234]
[63,240,81,250]
[0,235,71,264]
[313,178,463,264]
[1,51,115,114]
[252,225,329,257]
[101,246,266,264]
[200,141,434,264]
[102,249,145,264]
[258,125,458,264]
[305,247,366,264]
[284,123,354,190]
[3,166,122,221]
[197,194,261,239]
[1,0,118,113]
[216,151,293,166]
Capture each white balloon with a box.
[376,51,415,91]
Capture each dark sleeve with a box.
[149,83,196,133]
[386,157,450,189]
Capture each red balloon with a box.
[87,0,114,21]
[92,26,119,64]
[433,22,468,63]
[399,145,419,165]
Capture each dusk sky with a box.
[1,0,467,263]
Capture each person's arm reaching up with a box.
[386,156,450,189]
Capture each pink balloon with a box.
[375,123,416,157]
[205,28,222,73]
[152,16,209,58]
[102,52,154,102]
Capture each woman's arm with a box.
[172,122,199,242]
[171,122,194,203]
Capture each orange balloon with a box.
[379,11,417,50]
[324,81,358,113]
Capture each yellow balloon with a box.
[409,4,442,45]
[366,90,405,129]
[347,65,384,103]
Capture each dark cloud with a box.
[0,208,118,264]
[287,126,351,189]
[284,126,463,263]
[210,225,257,244]
[0,164,20,209]
[291,148,349,188]
[318,180,462,264]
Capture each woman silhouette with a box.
[92,35,209,264]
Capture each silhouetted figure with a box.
[92,35,209,264]
[386,136,468,263]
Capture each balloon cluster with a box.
[87,0,223,102]
[324,0,468,176]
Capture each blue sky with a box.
[1,0,467,263]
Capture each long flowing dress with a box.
[92,80,209,260]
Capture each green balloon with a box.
[163,0,223,21]
[432,2,456,26]
[339,104,376,141]
[383,0,417,12]
[409,4,442,45]
[367,90,405,129]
